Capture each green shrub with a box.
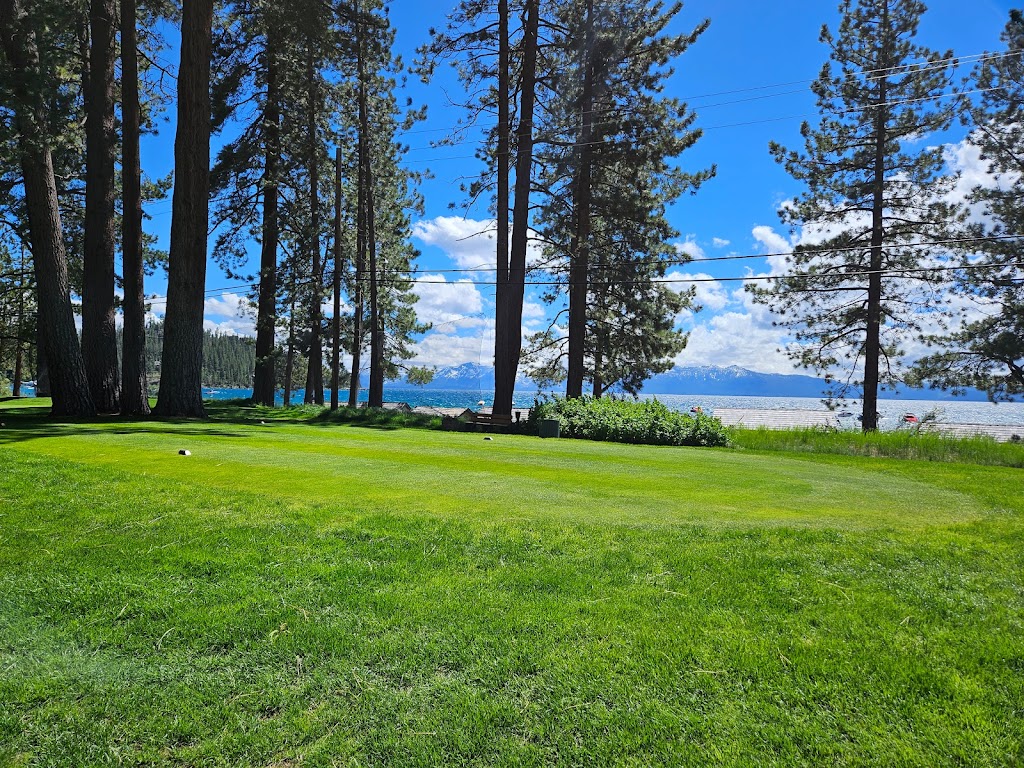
[530,395,730,447]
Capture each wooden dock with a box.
[921,423,1024,443]
[713,408,841,430]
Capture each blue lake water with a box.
[17,384,1024,428]
[194,386,1024,428]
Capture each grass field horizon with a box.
[1,398,1022,765]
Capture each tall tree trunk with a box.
[154,0,213,418]
[120,0,150,416]
[331,146,343,410]
[13,342,23,397]
[493,0,538,417]
[347,194,364,410]
[863,22,890,434]
[34,323,50,398]
[83,0,120,412]
[12,244,25,397]
[349,20,367,410]
[253,41,280,407]
[0,0,95,417]
[304,42,324,405]
[593,265,605,399]
[496,0,510,285]
[566,0,595,400]
[366,155,383,407]
[356,19,384,408]
[284,291,296,406]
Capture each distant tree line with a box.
[140,321,258,390]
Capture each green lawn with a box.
[1,399,1022,766]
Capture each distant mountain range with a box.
[400,363,991,402]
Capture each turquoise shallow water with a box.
[17,384,1024,428]
[193,386,1024,429]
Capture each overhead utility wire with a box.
[396,48,1018,139]
[401,85,999,164]
[397,235,1024,274]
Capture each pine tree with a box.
[154,0,214,418]
[418,0,536,417]
[531,0,711,399]
[0,0,95,416]
[908,11,1024,401]
[494,0,538,417]
[349,0,427,407]
[119,0,149,415]
[82,0,120,412]
[752,0,960,431]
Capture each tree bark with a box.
[493,0,538,417]
[83,0,120,412]
[154,0,213,418]
[366,155,383,407]
[349,19,367,409]
[355,19,384,409]
[0,0,95,417]
[331,146,343,410]
[253,40,280,407]
[304,42,324,405]
[862,17,890,434]
[348,173,364,410]
[496,0,510,285]
[284,292,296,406]
[12,244,25,397]
[120,0,150,416]
[34,322,50,398]
[566,0,595,400]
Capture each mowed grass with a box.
[0,400,1022,766]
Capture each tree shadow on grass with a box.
[0,414,251,447]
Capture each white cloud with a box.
[666,270,731,312]
[675,311,794,375]
[410,328,495,368]
[412,275,486,330]
[412,215,547,275]
[748,225,797,277]
[412,216,502,271]
[675,238,705,261]
[202,292,256,337]
[712,237,731,249]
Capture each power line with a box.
[398,48,1016,140]
[399,234,1024,274]
[400,85,997,164]
[143,246,1024,306]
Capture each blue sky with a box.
[138,0,1017,375]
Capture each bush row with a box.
[529,396,730,447]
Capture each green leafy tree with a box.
[751,0,960,431]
